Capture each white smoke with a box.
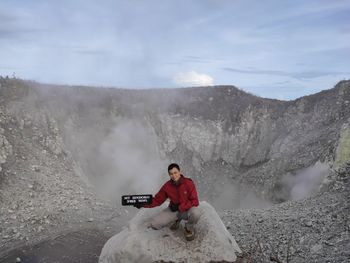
[94,118,169,201]
[281,162,330,201]
[215,162,330,210]
[213,183,272,210]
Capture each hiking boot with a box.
[169,220,180,231]
[184,227,195,241]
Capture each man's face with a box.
[168,167,181,182]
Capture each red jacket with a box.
[144,175,199,212]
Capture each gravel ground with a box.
[0,228,111,263]
[221,163,350,263]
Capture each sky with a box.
[0,0,349,100]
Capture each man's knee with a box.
[177,211,188,221]
[188,206,201,223]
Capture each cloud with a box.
[0,0,349,98]
[180,56,223,64]
[173,71,214,86]
[222,67,348,80]
[256,1,350,32]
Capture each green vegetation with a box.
[335,127,350,167]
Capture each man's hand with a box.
[169,203,179,212]
[133,204,144,209]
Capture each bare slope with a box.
[4,78,348,203]
[0,78,349,262]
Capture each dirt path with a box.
[0,228,111,263]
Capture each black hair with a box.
[168,163,180,171]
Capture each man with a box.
[135,163,200,241]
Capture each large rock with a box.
[99,201,242,263]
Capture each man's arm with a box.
[178,180,199,212]
[143,185,168,208]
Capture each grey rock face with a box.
[0,78,349,263]
[0,79,123,256]
[0,132,12,172]
[0,106,13,173]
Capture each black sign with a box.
[121,194,153,206]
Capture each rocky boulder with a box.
[99,201,242,263]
